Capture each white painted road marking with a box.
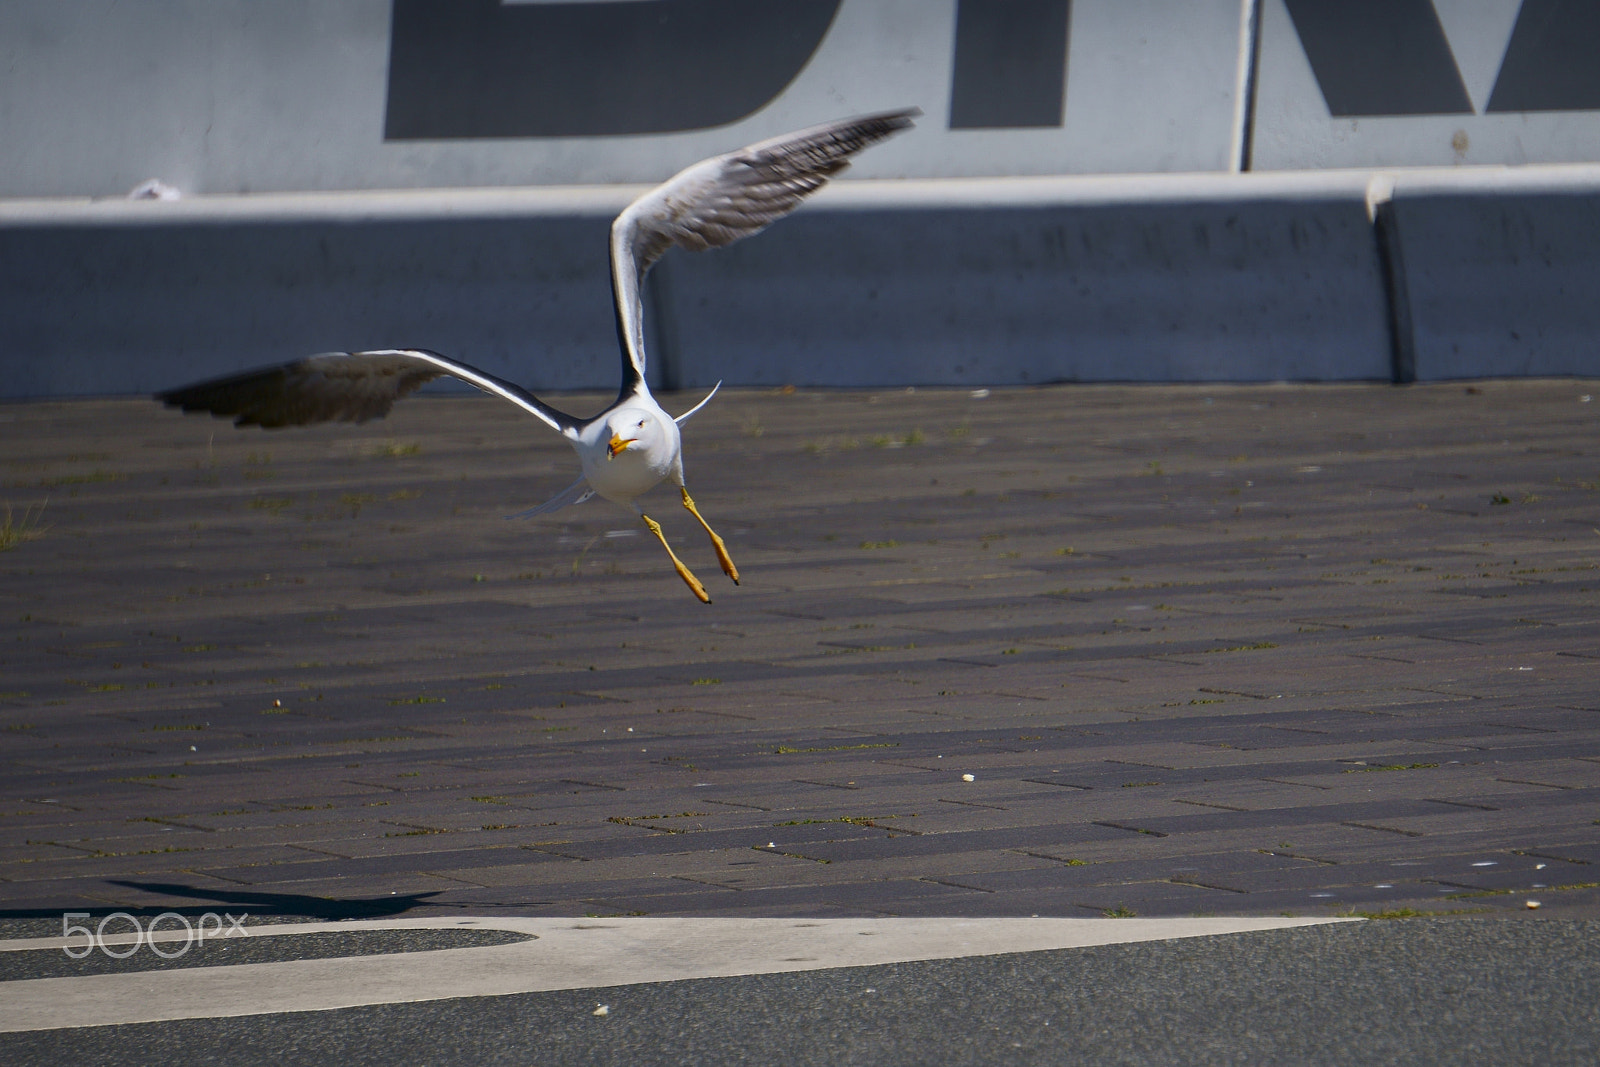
[0,915,1353,1033]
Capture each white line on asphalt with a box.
[0,915,1354,1033]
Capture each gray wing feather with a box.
[645,107,921,263]
[610,108,918,392]
[157,349,579,435]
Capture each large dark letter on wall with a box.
[1486,0,1600,112]
[385,0,841,139]
[948,0,1072,129]
[1284,0,1472,116]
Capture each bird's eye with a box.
[637,420,646,428]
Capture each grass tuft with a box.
[371,441,421,458]
[0,500,48,551]
[1336,907,1489,920]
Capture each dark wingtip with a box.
[153,389,202,413]
[153,388,219,418]
[872,106,922,130]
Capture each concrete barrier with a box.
[662,172,1390,387]
[0,188,637,399]
[1384,165,1600,381]
[0,172,1393,398]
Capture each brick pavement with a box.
[2,380,1598,924]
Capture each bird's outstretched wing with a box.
[609,107,920,397]
[156,349,581,435]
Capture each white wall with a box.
[0,0,1248,199]
[1251,0,1600,170]
[9,0,1600,200]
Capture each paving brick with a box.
[3,381,1598,919]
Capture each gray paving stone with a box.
[3,381,1599,920]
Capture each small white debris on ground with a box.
[962,773,976,782]
[128,179,181,200]
[592,1004,610,1016]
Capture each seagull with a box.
[157,108,918,602]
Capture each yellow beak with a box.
[607,435,635,460]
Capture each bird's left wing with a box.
[157,349,581,435]
[609,107,920,397]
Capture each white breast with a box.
[575,408,681,506]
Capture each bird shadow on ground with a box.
[0,881,445,923]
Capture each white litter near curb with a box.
[0,915,1353,1033]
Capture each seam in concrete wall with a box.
[1366,178,1417,385]
[1231,0,1264,173]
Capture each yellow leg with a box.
[681,487,739,584]
[642,513,710,603]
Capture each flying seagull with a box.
[158,108,918,602]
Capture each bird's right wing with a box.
[156,349,581,436]
[609,107,920,398]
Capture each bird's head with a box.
[605,408,660,460]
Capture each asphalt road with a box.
[1,917,1595,1065]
